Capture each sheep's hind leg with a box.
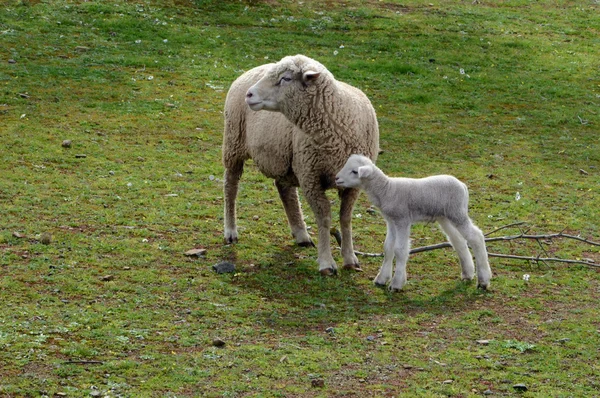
[455,220,492,290]
[389,223,411,292]
[438,218,475,281]
[275,181,313,247]
[223,162,244,244]
[374,221,395,287]
[304,188,338,275]
[339,188,362,272]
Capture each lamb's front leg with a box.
[374,220,395,287]
[304,188,337,275]
[389,223,411,292]
[339,187,361,271]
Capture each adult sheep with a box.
[222,54,379,275]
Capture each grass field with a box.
[1,0,599,396]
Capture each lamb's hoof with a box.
[343,263,363,272]
[319,268,338,276]
[389,287,403,293]
[298,240,315,248]
[374,281,387,288]
[477,283,489,290]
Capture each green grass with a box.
[1,0,599,396]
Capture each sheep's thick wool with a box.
[222,55,379,274]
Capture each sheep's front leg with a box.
[223,161,244,244]
[304,189,337,275]
[374,220,395,287]
[275,181,314,247]
[339,187,361,271]
[389,223,411,292]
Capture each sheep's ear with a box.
[357,165,373,179]
[303,70,321,84]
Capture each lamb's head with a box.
[335,154,375,188]
[245,54,328,113]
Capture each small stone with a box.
[40,232,52,245]
[483,389,493,395]
[212,261,235,274]
[123,266,131,270]
[100,275,114,282]
[62,140,72,148]
[252,215,259,221]
[476,339,490,345]
[366,335,376,342]
[212,338,226,347]
[8,59,16,64]
[75,46,90,52]
[513,383,528,392]
[325,327,335,334]
[311,378,325,388]
[89,391,101,397]
[75,154,87,158]
[442,379,453,384]
[12,231,25,238]
[184,248,207,257]
[402,364,413,370]
[557,338,570,343]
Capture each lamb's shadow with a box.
[220,243,490,331]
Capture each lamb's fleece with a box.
[222,55,379,275]
[335,154,492,291]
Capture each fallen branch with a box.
[331,224,600,267]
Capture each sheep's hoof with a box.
[343,263,363,272]
[319,268,338,276]
[224,236,238,244]
[477,283,489,290]
[298,240,315,248]
[374,281,387,288]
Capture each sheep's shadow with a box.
[219,243,490,331]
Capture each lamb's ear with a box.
[357,165,373,179]
[302,70,321,84]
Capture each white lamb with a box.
[335,154,492,291]
[222,55,379,275]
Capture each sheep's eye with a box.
[351,170,358,175]
[278,76,292,85]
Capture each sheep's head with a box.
[245,54,326,113]
[335,154,374,188]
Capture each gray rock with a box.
[513,383,528,392]
[213,261,235,274]
[184,248,207,257]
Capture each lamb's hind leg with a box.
[223,161,244,244]
[339,187,361,271]
[454,220,492,290]
[438,218,475,281]
[275,181,313,247]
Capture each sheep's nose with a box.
[246,91,253,99]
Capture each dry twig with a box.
[332,224,599,267]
